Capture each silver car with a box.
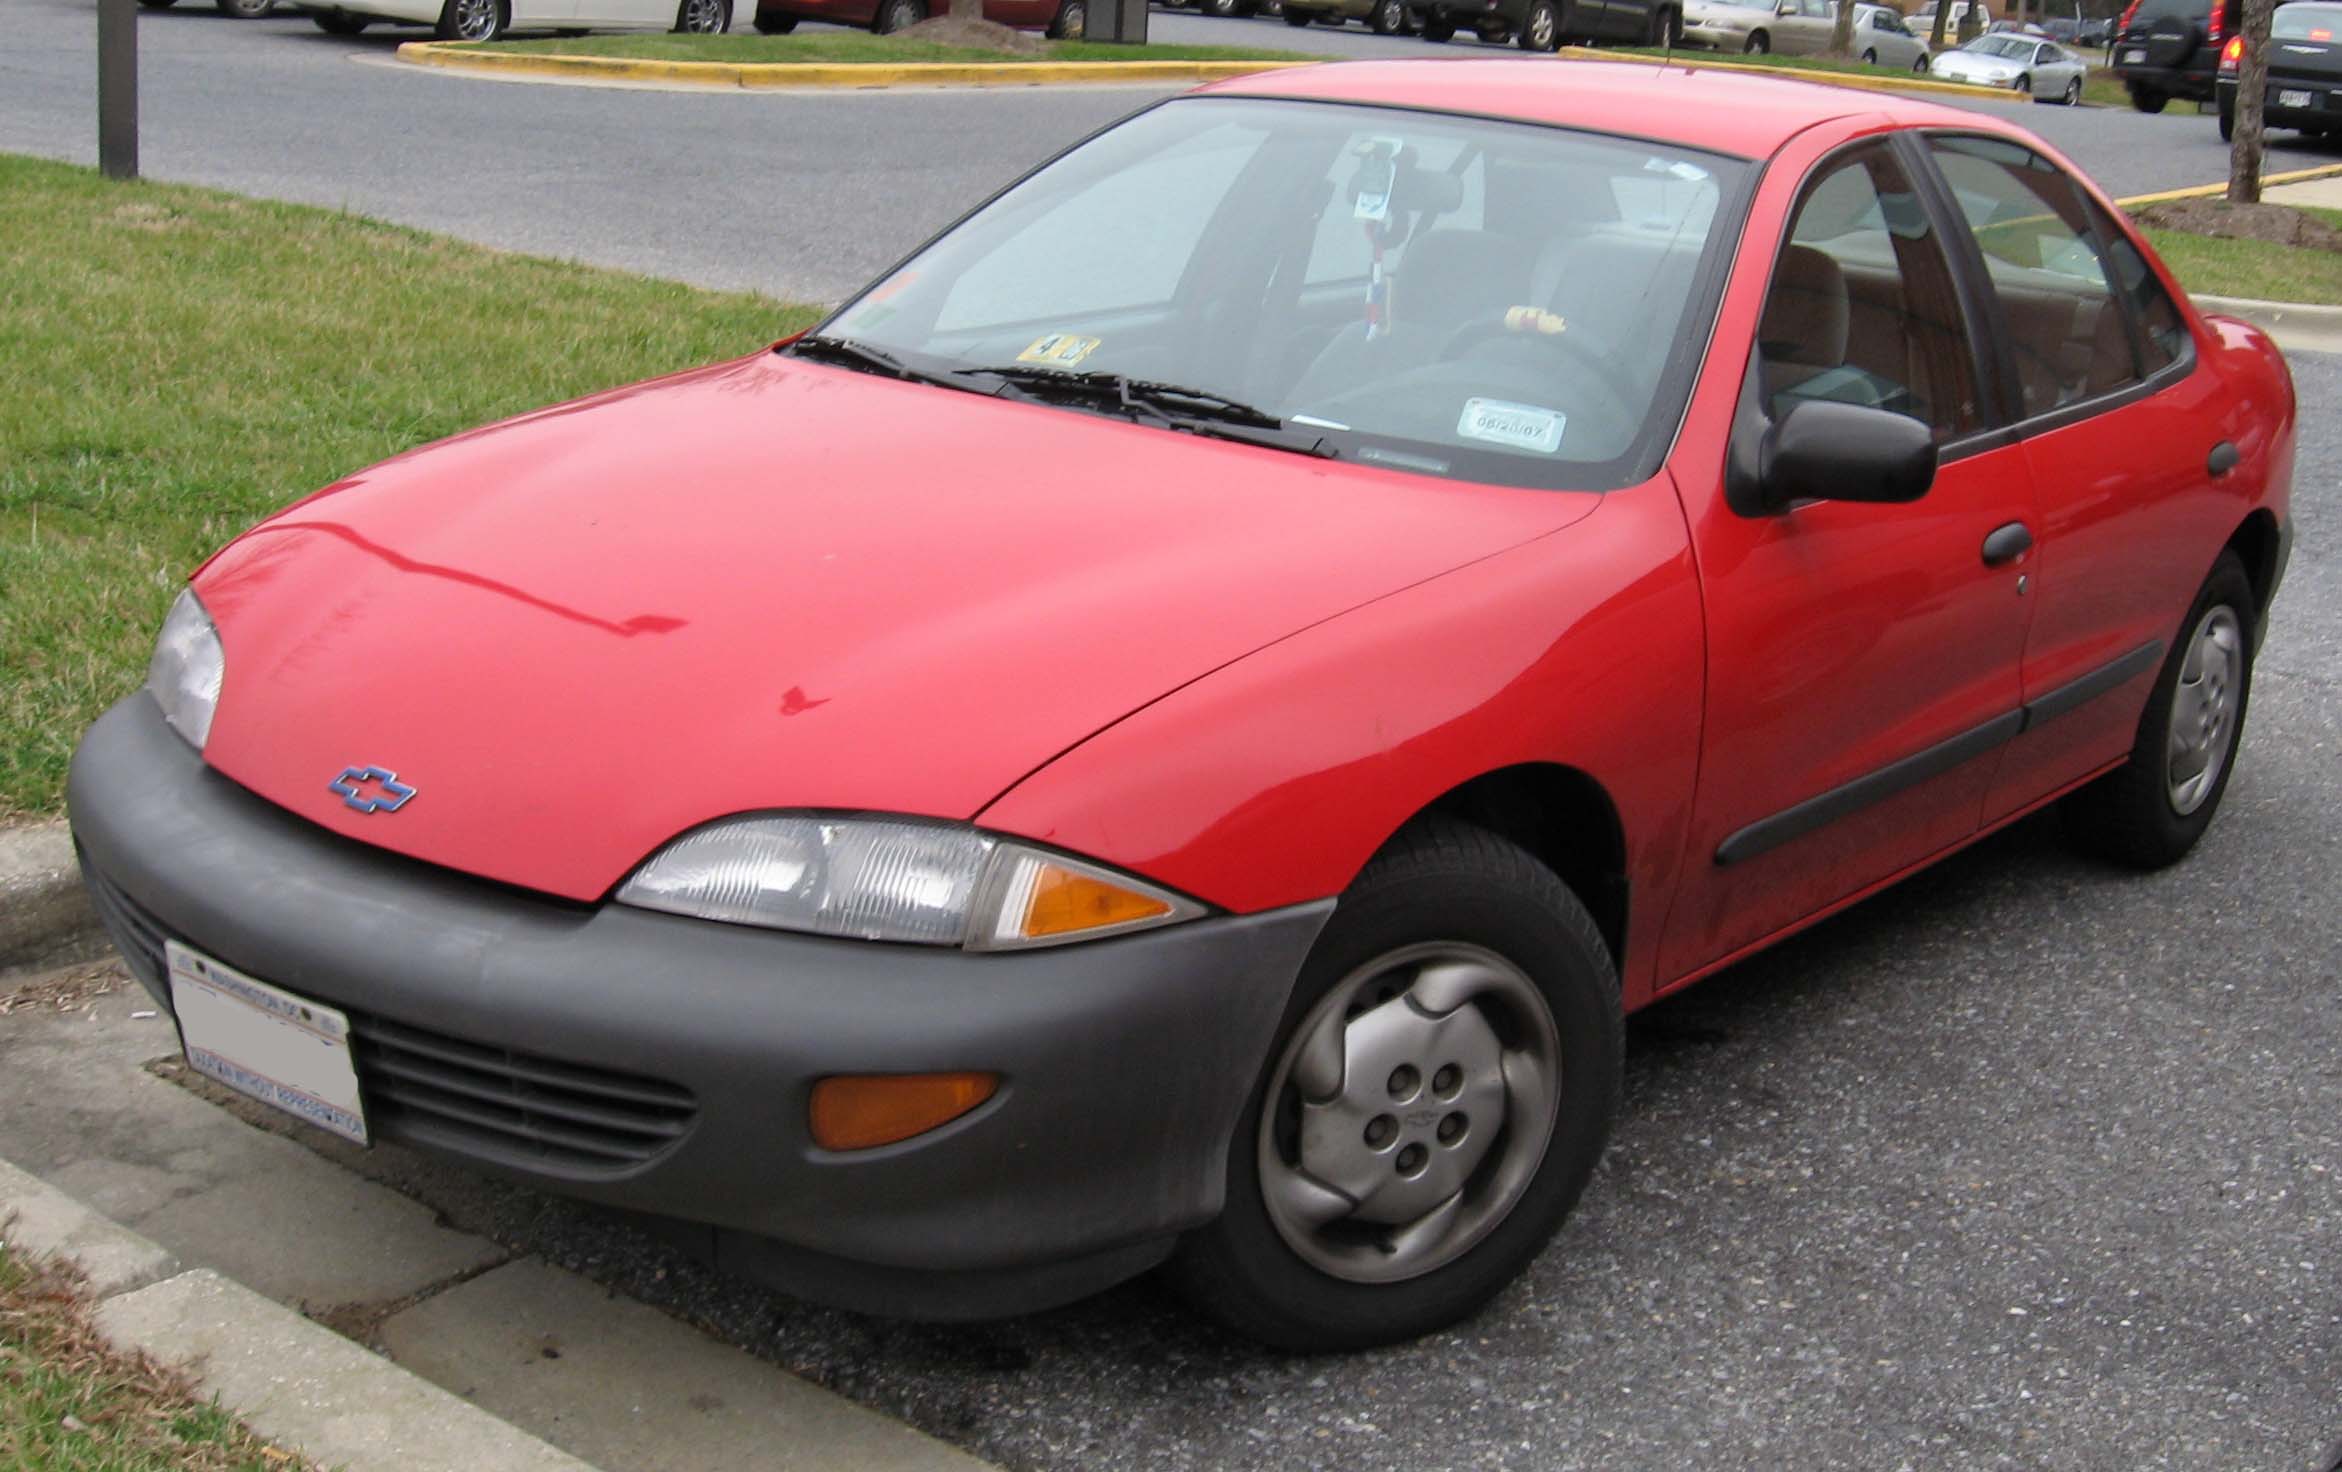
[1931,31,2091,101]
[1683,0,1928,64]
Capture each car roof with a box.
[1196,59,1994,161]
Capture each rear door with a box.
[2118,0,2210,69]
[1660,138,2036,979]
[1915,134,2234,824]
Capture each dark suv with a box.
[2112,0,2241,109]
[1411,0,1675,50]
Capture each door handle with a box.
[1981,521,2033,567]
[2207,440,2239,477]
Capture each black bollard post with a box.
[98,0,138,180]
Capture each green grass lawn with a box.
[456,33,1317,61]
[0,1241,307,1470]
[2133,203,2342,304]
[0,154,817,820]
[1601,45,2135,106]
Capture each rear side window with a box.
[2080,196,2191,373]
[1761,144,1983,440]
[1927,135,2140,419]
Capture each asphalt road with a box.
[8,0,2342,303]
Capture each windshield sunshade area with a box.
[2274,3,2342,38]
[812,97,1749,490]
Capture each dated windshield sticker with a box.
[1457,398,1566,454]
[1017,333,1102,368]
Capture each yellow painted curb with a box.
[396,39,1318,88]
[2115,161,2342,208]
[1554,45,2007,101]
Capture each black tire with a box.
[2062,74,2082,104]
[1647,3,1678,44]
[752,8,796,28]
[1046,0,1083,33]
[1517,0,1557,48]
[1284,7,1314,19]
[1173,820,1623,1352]
[311,8,371,29]
[2218,96,2236,140]
[1205,0,1240,14]
[1370,0,1403,30]
[434,0,504,39]
[873,0,922,30]
[1913,51,1927,71]
[1419,12,1453,36]
[137,0,179,10]
[215,0,273,17]
[2015,71,2032,96]
[2130,85,2168,112]
[1743,27,1768,51]
[1861,45,1877,63]
[672,0,729,31]
[2060,551,2257,870]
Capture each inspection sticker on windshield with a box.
[1457,398,1565,453]
[1017,333,1101,368]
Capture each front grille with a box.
[77,850,698,1174]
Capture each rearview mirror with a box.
[1741,400,1938,514]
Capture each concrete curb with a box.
[2116,161,2342,208]
[395,39,1317,89]
[0,1159,600,1472]
[1553,45,2003,100]
[0,820,102,974]
[2194,293,2342,355]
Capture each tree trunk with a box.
[1825,0,1856,54]
[1956,2,1981,41]
[2228,0,2273,202]
[1929,0,1950,48]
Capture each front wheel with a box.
[137,0,178,9]
[872,0,923,30]
[2061,552,2256,870]
[2130,85,2168,112]
[1284,7,1314,19]
[2062,74,2082,104]
[434,0,504,40]
[1913,51,1928,71]
[752,7,796,28]
[1370,0,1404,30]
[1518,0,1557,49]
[1419,11,1453,36]
[1647,3,1678,45]
[2015,71,2032,97]
[1046,0,1083,33]
[1742,27,1768,52]
[1861,45,1876,63]
[311,8,370,29]
[2218,95,2236,139]
[1173,822,1623,1352]
[215,0,273,16]
[673,0,728,31]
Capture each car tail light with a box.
[2206,0,2224,45]
[2220,32,2243,66]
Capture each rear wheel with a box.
[2130,84,2168,111]
[752,7,796,28]
[311,8,370,28]
[1743,27,1768,51]
[1518,0,1557,48]
[872,0,922,30]
[1419,12,1453,36]
[1046,0,1083,34]
[215,0,273,17]
[1285,7,1314,19]
[1647,3,1678,44]
[434,0,503,40]
[2061,552,2256,870]
[1173,821,1622,1352]
[2218,94,2236,139]
[1370,0,1404,30]
[673,0,728,31]
[1861,45,1877,62]
[137,0,179,8]
[1913,51,1928,70]
[2061,73,2082,104]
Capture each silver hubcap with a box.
[683,0,722,27]
[2166,604,2243,816]
[453,0,494,34]
[1258,943,1561,1284]
[1528,8,1552,42]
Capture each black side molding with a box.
[1714,640,2165,867]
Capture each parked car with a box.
[2113,0,2239,108]
[1279,0,1409,34]
[1683,0,1924,60]
[756,0,1083,33]
[299,0,728,38]
[1909,0,1993,34]
[73,60,2293,1353]
[1409,0,1677,48]
[1931,30,2091,97]
[138,0,278,17]
[2217,0,2342,137]
[2076,13,2113,41]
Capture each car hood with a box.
[1684,1,1762,22]
[1937,51,2018,72]
[191,352,1595,901]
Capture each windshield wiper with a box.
[788,335,1033,402]
[969,368,1336,458]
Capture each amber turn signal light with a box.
[809,1072,998,1151]
[1019,863,1175,940]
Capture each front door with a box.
[1661,139,2036,981]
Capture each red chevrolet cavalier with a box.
[72,61,2293,1350]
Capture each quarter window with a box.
[1927,135,2140,418]
[1759,144,1983,440]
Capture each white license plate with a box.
[2279,88,2315,108]
[168,941,369,1145]
[2122,46,2145,61]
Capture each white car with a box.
[299,0,728,40]
[1683,0,1929,66]
[1930,32,2091,101]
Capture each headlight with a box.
[616,815,1205,950]
[148,587,224,751]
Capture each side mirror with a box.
[1731,399,1938,516]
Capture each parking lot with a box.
[5,3,2340,1468]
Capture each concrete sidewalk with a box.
[0,963,995,1472]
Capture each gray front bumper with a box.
[69,696,1331,1312]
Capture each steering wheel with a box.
[1439,315,1638,425]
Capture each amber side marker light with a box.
[1018,862,1175,940]
[809,1072,999,1151]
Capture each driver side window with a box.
[1760,144,1984,440]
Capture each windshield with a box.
[1965,34,2034,54]
[2275,3,2342,37]
[814,98,1748,490]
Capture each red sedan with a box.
[72,61,2293,1351]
